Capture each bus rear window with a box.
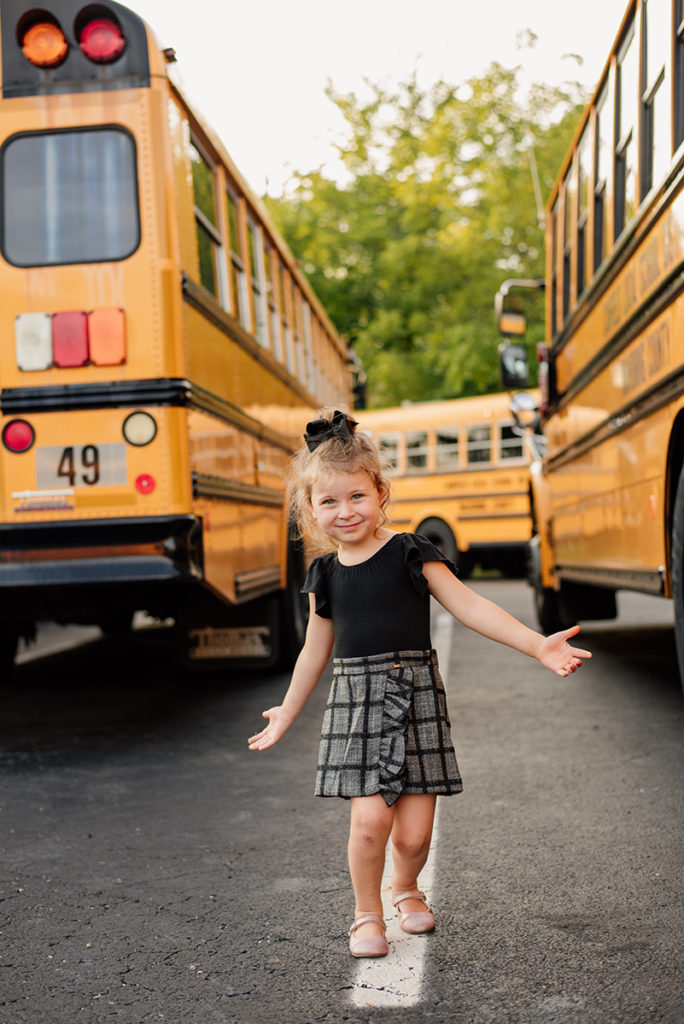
[2,128,140,267]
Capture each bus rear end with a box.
[0,0,198,663]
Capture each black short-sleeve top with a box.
[301,532,459,659]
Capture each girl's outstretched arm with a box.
[423,562,591,677]
[248,595,334,750]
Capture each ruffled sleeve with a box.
[401,532,459,596]
[301,554,333,618]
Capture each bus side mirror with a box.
[495,290,527,337]
[498,343,529,389]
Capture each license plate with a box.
[35,443,127,488]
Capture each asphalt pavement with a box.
[0,582,681,1024]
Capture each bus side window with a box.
[280,270,295,373]
[562,163,575,320]
[435,428,460,469]
[265,245,284,361]
[641,0,670,199]
[677,0,684,150]
[226,188,248,328]
[377,434,400,473]
[406,431,428,472]
[551,198,560,335]
[577,124,591,299]
[190,140,220,298]
[615,20,638,238]
[499,421,524,461]
[467,424,491,465]
[247,217,269,348]
[594,82,611,272]
[301,302,316,394]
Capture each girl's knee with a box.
[392,830,432,860]
[350,796,393,844]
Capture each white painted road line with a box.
[348,604,454,1007]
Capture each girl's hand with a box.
[536,624,592,677]
[248,706,294,750]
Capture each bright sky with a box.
[132,0,628,196]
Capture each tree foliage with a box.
[266,63,586,407]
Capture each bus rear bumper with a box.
[0,515,203,589]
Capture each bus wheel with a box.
[278,541,308,669]
[417,517,458,563]
[671,464,684,687]
[529,535,572,635]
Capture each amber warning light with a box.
[21,20,68,67]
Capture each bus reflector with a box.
[21,21,69,67]
[53,312,89,367]
[79,17,125,63]
[2,419,35,453]
[15,313,52,370]
[88,308,126,365]
[135,474,156,495]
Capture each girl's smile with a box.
[310,470,388,555]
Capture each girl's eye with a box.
[352,493,366,500]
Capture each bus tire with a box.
[528,535,573,635]
[671,463,684,687]
[278,541,308,669]
[417,517,459,564]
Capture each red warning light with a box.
[79,17,125,63]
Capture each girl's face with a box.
[310,469,385,549]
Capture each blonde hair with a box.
[288,408,391,553]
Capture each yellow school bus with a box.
[358,393,540,578]
[0,0,352,669]
[497,0,684,678]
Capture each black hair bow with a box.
[304,410,358,452]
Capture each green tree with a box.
[267,63,586,407]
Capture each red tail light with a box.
[3,419,35,453]
[79,17,125,63]
[53,312,89,367]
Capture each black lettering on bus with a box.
[57,447,76,487]
[81,445,100,485]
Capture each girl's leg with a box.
[348,794,394,936]
[390,793,437,912]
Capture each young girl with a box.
[248,409,590,959]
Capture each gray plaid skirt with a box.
[315,649,463,806]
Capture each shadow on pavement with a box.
[0,627,281,758]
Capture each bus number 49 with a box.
[57,445,100,486]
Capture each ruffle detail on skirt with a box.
[377,665,415,806]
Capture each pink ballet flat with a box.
[392,890,435,934]
[348,914,389,957]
